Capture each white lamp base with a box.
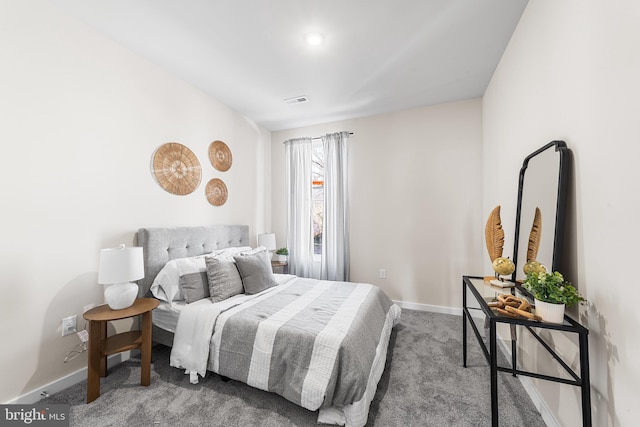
[104,282,138,310]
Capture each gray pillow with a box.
[206,256,244,303]
[234,250,279,294]
[180,272,210,304]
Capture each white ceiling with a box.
[50,0,528,131]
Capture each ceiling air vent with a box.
[284,95,310,105]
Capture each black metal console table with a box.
[462,275,591,426]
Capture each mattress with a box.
[152,301,184,333]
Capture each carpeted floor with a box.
[42,309,546,426]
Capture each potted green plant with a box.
[275,247,288,262]
[522,271,585,323]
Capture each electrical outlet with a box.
[379,268,386,279]
[62,315,77,337]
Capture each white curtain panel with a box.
[321,131,350,281]
[285,137,315,277]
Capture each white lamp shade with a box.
[98,245,144,310]
[257,233,277,251]
[98,245,144,284]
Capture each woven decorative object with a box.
[205,178,228,206]
[151,143,202,195]
[209,140,232,172]
[527,207,542,263]
[488,294,541,321]
[485,205,504,262]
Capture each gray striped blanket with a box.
[211,277,400,409]
[171,276,400,426]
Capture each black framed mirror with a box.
[511,141,571,282]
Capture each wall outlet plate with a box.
[62,315,77,336]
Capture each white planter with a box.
[534,299,565,323]
[277,255,287,262]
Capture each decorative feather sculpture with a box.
[527,207,542,263]
[485,205,515,286]
[485,205,504,262]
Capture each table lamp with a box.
[98,244,144,310]
[257,233,277,258]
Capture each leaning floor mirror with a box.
[511,141,571,282]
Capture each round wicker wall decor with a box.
[209,140,232,172]
[151,143,202,195]
[205,178,228,206]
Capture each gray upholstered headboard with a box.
[136,225,250,297]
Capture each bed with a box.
[136,225,401,427]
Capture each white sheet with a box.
[152,300,185,333]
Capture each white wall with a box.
[0,0,271,403]
[484,1,640,425]
[271,99,484,310]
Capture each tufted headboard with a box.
[136,225,250,297]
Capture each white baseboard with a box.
[6,352,131,404]
[393,300,462,316]
[494,339,559,427]
[518,375,560,427]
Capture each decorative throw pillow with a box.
[176,256,210,303]
[150,255,210,304]
[233,250,279,295]
[180,271,210,304]
[206,256,244,303]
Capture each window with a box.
[285,131,349,280]
[312,140,324,255]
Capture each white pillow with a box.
[150,247,252,303]
[211,246,254,261]
[150,263,178,302]
[150,257,201,303]
[238,246,268,256]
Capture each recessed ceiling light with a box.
[305,33,324,46]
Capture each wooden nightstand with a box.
[271,260,288,274]
[83,298,160,403]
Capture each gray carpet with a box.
[42,310,545,426]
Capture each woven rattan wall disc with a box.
[209,140,232,172]
[152,143,202,195]
[205,178,228,206]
